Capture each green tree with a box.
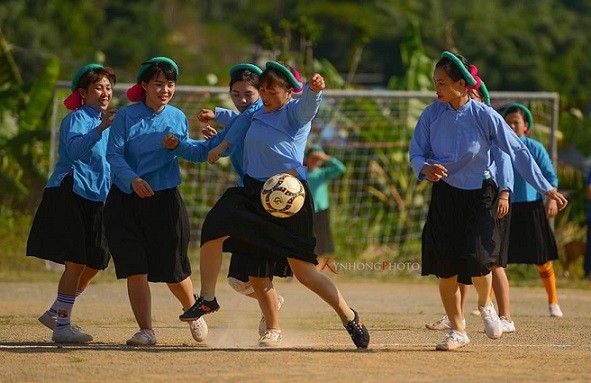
[0,30,60,210]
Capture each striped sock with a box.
[536,261,558,304]
[55,293,76,328]
[48,289,84,316]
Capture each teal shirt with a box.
[307,157,346,212]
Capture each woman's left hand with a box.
[545,188,568,211]
[309,73,326,93]
[162,133,180,150]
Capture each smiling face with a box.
[143,72,175,112]
[433,67,467,107]
[230,80,259,113]
[79,76,113,112]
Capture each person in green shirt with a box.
[304,145,346,257]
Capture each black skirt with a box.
[313,209,335,255]
[103,185,191,283]
[507,200,558,265]
[26,174,110,270]
[422,179,499,281]
[201,174,317,264]
[227,252,292,282]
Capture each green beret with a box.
[136,56,179,83]
[503,103,534,130]
[265,61,303,90]
[230,63,262,77]
[70,64,104,91]
[441,51,476,86]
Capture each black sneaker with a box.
[344,308,370,349]
[179,296,220,321]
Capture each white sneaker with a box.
[258,329,282,347]
[425,315,466,331]
[52,324,93,344]
[39,311,83,332]
[435,330,470,351]
[479,302,502,339]
[549,303,563,318]
[470,308,481,316]
[126,329,156,346]
[500,316,516,333]
[38,311,57,330]
[258,295,285,336]
[189,317,208,342]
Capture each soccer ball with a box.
[260,173,306,218]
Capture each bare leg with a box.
[250,277,280,330]
[199,237,228,300]
[491,266,511,320]
[288,258,354,324]
[127,274,152,330]
[439,276,464,331]
[167,277,196,310]
[458,283,469,319]
[471,273,493,308]
[77,267,99,291]
[57,262,87,296]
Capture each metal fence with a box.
[51,83,559,262]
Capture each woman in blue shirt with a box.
[409,51,567,351]
[179,61,370,349]
[104,57,208,346]
[426,83,516,334]
[503,103,563,318]
[167,63,291,346]
[27,64,117,344]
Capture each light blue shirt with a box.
[489,145,514,192]
[107,102,189,194]
[511,136,558,203]
[216,99,263,186]
[46,105,110,202]
[244,84,322,181]
[409,100,552,194]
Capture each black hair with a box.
[258,62,296,91]
[139,61,177,83]
[229,69,260,91]
[77,66,117,89]
[435,54,470,83]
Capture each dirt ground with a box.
[0,278,590,383]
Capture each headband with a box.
[503,103,534,132]
[63,64,105,110]
[265,61,303,92]
[127,56,179,102]
[440,51,482,90]
[479,81,490,105]
[230,63,262,77]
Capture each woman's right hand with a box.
[98,109,118,133]
[131,177,154,198]
[197,109,215,123]
[421,163,448,182]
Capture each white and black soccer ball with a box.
[260,173,306,218]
